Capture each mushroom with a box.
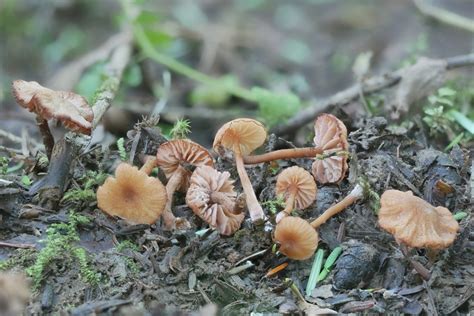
[213,118,267,223]
[274,184,364,261]
[274,216,319,260]
[311,114,349,184]
[12,80,93,158]
[186,166,245,235]
[97,163,167,225]
[156,139,214,229]
[378,190,459,249]
[241,114,348,179]
[275,166,317,223]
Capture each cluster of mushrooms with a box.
[11,80,461,263]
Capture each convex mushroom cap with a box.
[274,216,319,260]
[312,114,348,184]
[378,190,459,249]
[213,118,267,156]
[97,163,167,224]
[186,166,245,235]
[12,80,93,134]
[275,166,317,223]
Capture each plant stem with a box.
[121,0,255,102]
[310,184,363,229]
[235,152,265,223]
[243,147,323,164]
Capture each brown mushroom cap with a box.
[213,118,266,155]
[156,139,214,190]
[378,190,459,249]
[12,80,94,134]
[186,166,245,235]
[97,163,167,225]
[276,166,317,210]
[274,216,319,260]
[311,114,348,184]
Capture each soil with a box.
[0,1,473,315]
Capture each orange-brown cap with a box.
[97,163,167,224]
[156,139,214,190]
[12,80,94,134]
[276,166,317,210]
[213,118,266,155]
[378,190,459,249]
[311,114,348,184]
[186,166,245,235]
[274,216,319,260]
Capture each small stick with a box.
[0,241,35,249]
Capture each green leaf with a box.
[135,10,160,26]
[76,62,107,103]
[306,249,325,296]
[143,29,173,49]
[252,87,302,127]
[190,76,238,108]
[438,87,457,97]
[447,110,474,134]
[123,62,143,87]
[21,175,32,187]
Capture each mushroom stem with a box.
[140,156,157,175]
[275,193,295,223]
[36,116,55,159]
[210,191,235,212]
[162,166,184,229]
[310,184,363,229]
[235,152,266,223]
[243,147,323,165]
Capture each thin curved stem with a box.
[235,152,265,223]
[162,166,184,230]
[243,147,323,165]
[311,184,363,229]
[36,116,54,159]
[140,156,157,175]
[275,193,295,223]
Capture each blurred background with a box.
[1,0,473,147]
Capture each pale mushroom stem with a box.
[140,156,157,175]
[243,147,323,165]
[235,152,266,223]
[310,184,363,229]
[275,193,295,223]
[210,191,235,212]
[162,167,184,229]
[36,116,55,159]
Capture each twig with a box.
[46,31,132,90]
[0,128,24,144]
[272,54,474,135]
[29,38,132,207]
[0,241,35,249]
[413,0,474,33]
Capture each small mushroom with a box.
[274,216,319,260]
[311,114,349,184]
[186,166,245,235]
[378,190,459,249]
[156,139,214,230]
[275,166,317,223]
[241,114,348,175]
[97,163,167,225]
[12,80,93,158]
[213,118,267,223]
